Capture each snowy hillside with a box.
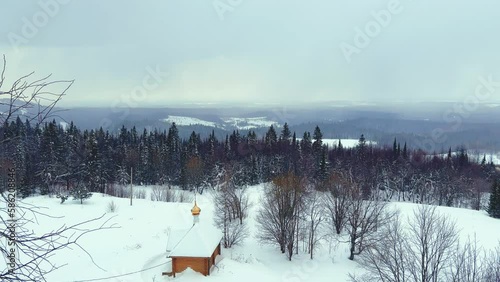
[432,151,500,165]
[161,116,218,128]
[3,185,499,282]
[220,117,279,130]
[160,115,280,130]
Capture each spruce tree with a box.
[312,125,323,154]
[337,139,343,155]
[265,125,277,149]
[281,123,291,141]
[312,126,324,181]
[71,182,92,204]
[488,179,500,218]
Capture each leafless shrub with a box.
[482,243,500,282]
[177,190,193,203]
[105,184,130,199]
[150,185,193,203]
[151,185,175,202]
[133,188,146,199]
[107,200,117,213]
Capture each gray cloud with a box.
[1,0,499,107]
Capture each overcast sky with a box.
[1,0,500,107]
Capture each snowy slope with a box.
[160,115,280,130]
[431,151,500,165]
[220,117,279,130]
[161,116,218,127]
[2,186,499,282]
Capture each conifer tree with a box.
[337,139,343,155]
[312,125,323,155]
[488,179,500,218]
[393,138,397,156]
[71,182,93,204]
[281,123,291,141]
[265,125,277,149]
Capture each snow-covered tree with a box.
[488,178,500,218]
[71,182,93,204]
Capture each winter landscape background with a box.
[2,0,500,281]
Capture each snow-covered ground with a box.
[161,116,218,127]
[160,115,280,130]
[431,151,500,165]
[474,152,500,165]
[2,185,499,282]
[220,117,279,130]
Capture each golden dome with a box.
[191,201,201,216]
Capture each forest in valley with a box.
[1,117,496,211]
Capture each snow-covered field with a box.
[220,117,279,130]
[432,151,500,165]
[161,116,218,128]
[473,152,500,165]
[2,185,499,282]
[160,115,280,130]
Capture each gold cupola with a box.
[191,201,201,216]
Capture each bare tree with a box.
[324,170,354,235]
[0,193,118,281]
[0,56,116,281]
[256,172,305,260]
[351,205,460,282]
[305,190,325,259]
[0,55,73,127]
[448,236,485,282]
[350,211,410,282]
[406,205,458,282]
[213,168,250,248]
[346,192,391,260]
[469,177,489,211]
[186,156,204,193]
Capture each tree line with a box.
[1,118,497,210]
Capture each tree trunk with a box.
[310,220,314,259]
[349,229,356,260]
